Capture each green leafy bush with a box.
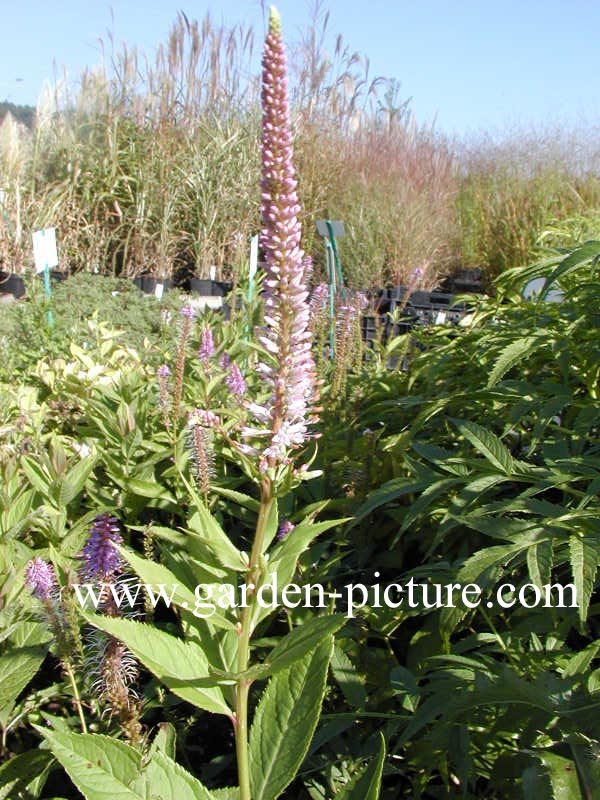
[0,273,186,381]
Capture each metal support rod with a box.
[43,265,54,328]
[326,242,336,357]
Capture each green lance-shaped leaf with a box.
[534,751,583,800]
[115,544,235,631]
[266,616,345,672]
[542,240,600,296]
[115,545,197,609]
[440,542,528,635]
[255,517,350,625]
[450,418,514,475]
[569,534,600,628]
[249,637,333,800]
[568,734,600,800]
[233,615,345,682]
[54,452,98,507]
[336,732,386,800]
[351,477,431,526]
[134,750,215,799]
[0,648,47,716]
[527,539,553,589]
[331,644,367,709]
[0,623,49,725]
[563,640,600,679]
[185,498,247,572]
[148,722,177,760]
[20,456,52,496]
[0,750,54,798]
[84,614,231,716]
[0,780,18,800]
[487,335,546,387]
[212,789,240,800]
[211,486,261,513]
[118,478,176,505]
[35,728,143,800]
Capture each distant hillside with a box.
[0,101,35,129]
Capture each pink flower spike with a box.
[180,305,196,320]
[246,5,318,467]
[226,363,247,397]
[198,327,215,363]
[189,408,220,429]
[25,557,56,600]
[277,519,295,540]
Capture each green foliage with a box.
[37,727,216,800]
[0,273,185,381]
[248,639,333,800]
[3,235,600,798]
[336,734,386,800]
[456,133,600,278]
[306,242,600,796]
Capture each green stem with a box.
[235,680,251,800]
[65,661,87,733]
[235,479,274,800]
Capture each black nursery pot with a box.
[35,269,69,284]
[133,276,174,294]
[0,272,25,298]
[451,267,484,293]
[189,279,232,296]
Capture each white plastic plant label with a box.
[32,228,59,272]
[154,282,164,300]
[249,234,259,279]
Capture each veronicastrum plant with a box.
[29,9,384,800]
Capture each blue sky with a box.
[2,0,599,136]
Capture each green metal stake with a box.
[326,241,336,356]
[43,264,54,328]
[316,219,346,358]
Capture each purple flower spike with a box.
[226,363,247,397]
[189,408,221,429]
[25,557,56,600]
[180,305,196,320]
[219,352,231,370]
[277,520,295,540]
[156,364,170,378]
[81,515,123,580]
[198,327,215,363]
[245,6,317,466]
[310,283,329,314]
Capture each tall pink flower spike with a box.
[243,6,318,467]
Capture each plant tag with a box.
[435,311,447,324]
[209,265,217,280]
[154,282,164,299]
[32,228,59,272]
[316,219,345,238]
[249,234,259,279]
